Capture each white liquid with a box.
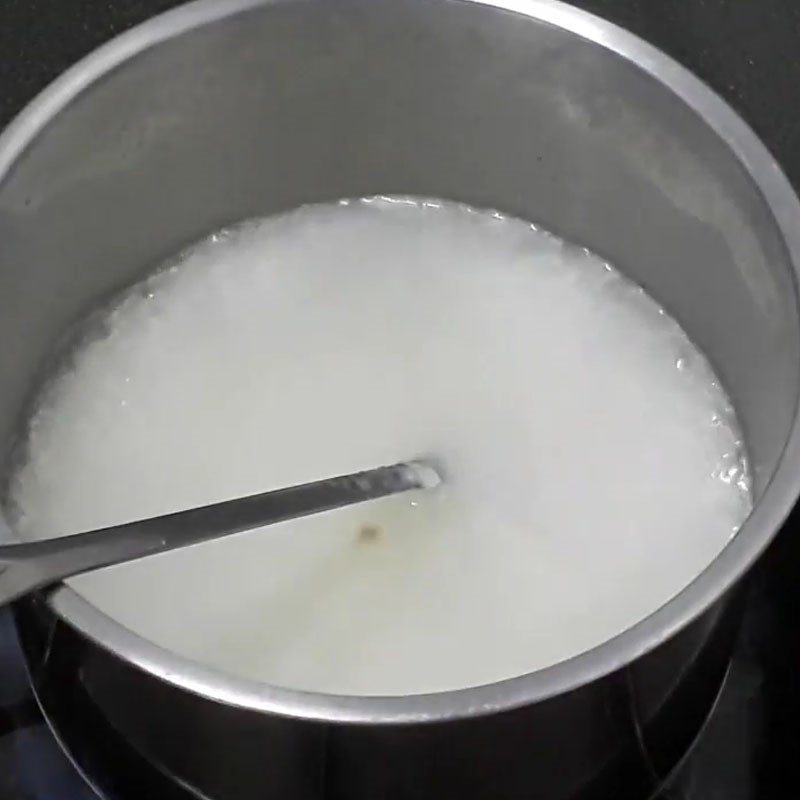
[7,197,751,696]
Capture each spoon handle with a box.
[0,460,439,606]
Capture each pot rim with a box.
[2,0,800,725]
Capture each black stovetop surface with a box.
[2,1,800,798]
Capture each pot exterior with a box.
[16,590,743,800]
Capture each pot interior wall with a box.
[0,0,797,506]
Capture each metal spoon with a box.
[0,460,440,607]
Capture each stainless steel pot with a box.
[2,0,800,798]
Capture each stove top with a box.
[2,0,800,798]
